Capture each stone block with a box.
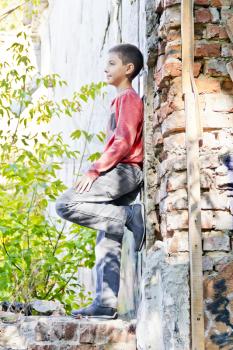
[195,75,221,93]
[203,231,230,251]
[161,109,233,136]
[201,190,230,210]
[152,130,163,146]
[160,188,188,213]
[28,345,57,350]
[209,7,220,22]
[202,210,214,229]
[221,79,233,95]
[202,255,214,271]
[204,93,233,113]
[221,7,233,23]
[163,133,185,151]
[166,231,189,252]
[204,58,229,77]
[214,211,233,230]
[206,251,233,271]
[216,174,233,190]
[204,259,233,349]
[164,0,181,7]
[202,132,219,149]
[158,7,181,36]
[166,210,188,230]
[161,110,185,136]
[201,168,215,188]
[166,171,186,191]
[221,43,233,57]
[226,61,233,82]
[157,101,174,122]
[158,155,186,177]
[226,15,233,42]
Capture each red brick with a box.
[165,40,181,59]
[205,24,228,39]
[195,8,212,23]
[155,57,182,89]
[195,0,210,4]
[167,29,181,41]
[210,0,232,5]
[194,42,221,57]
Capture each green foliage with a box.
[0,31,107,313]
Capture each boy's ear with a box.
[126,62,135,75]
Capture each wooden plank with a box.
[181,1,205,350]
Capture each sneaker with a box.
[125,203,145,252]
[71,301,118,319]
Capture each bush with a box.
[0,31,107,313]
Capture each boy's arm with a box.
[85,93,143,180]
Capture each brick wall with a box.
[146,0,233,348]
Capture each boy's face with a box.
[104,52,134,86]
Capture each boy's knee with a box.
[55,197,68,219]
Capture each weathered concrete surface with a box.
[136,246,190,350]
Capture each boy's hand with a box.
[73,174,95,193]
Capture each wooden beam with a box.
[181,1,205,350]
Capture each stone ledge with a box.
[0,316,136,350]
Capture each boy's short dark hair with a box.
[108,43,144,81]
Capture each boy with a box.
[55,43,145,319]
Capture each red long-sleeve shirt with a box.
[85,87,144,180]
